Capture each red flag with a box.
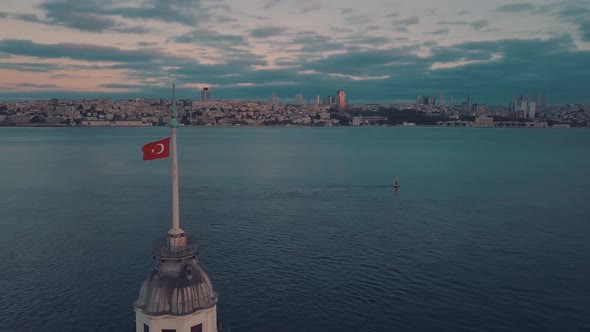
[142,137,170,161]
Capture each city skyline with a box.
[0,0,589,104]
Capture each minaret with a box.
[134,83,219,332]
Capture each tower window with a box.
[143,324,149,332]
[191,324,203,332]
[162,330,176,332]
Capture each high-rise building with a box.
[417,95,435,106]
[134,83,221,332]
[337,89,346,111]
[270,93,279,111]
[201,87,210,102]
[295,94,303,105]
[270,93,279,105]
[510,94,536,119]
[325,96,335,105]
[316,95,321,106]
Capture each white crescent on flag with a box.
[154,143,165,154]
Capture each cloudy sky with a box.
[0,0,589,104]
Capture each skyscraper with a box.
[201,87,210,102]
[295,93,303,105]
[337,89,346,111]
[510,94,536,119]
[270,93,279,111]
[316,95,321,106]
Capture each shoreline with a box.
[0,124,585,129]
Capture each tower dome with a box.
[135,235,218,316]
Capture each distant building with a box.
[473,104,486,115]
[475,116,494,127]
[416,95,435,106]
[510,94,536,119]
[201,87,210,102]
[325,96,335,105]
[316,95,321,106]
[270,93,279,110]
[337,89,346,111]
[295,94,303,105]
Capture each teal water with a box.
[0,127,589,331]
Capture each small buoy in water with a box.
[394,177,400,189]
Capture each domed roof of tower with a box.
[134,236,218,316]
[135,257,218,316]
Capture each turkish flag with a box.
[142,137,170,161]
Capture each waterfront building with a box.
[475,116,494,127]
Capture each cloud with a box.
[0,39,184,63]
[497,3,537,13]
[343,35,392,46]
[438,19,490,30]
[427,28,450,35]
[249,26,287,38]
[580,20,590,42]
[394,16,419,26]
[99,83,146,90]
[0,62,59,72]
[471,19,489,30]
[346,14,373,25]
[300,5,321,13]
[34,0,208,33]
[174,29,247,46]
[547,2,590,43]
[16,82,59,88]
[0,1,152,34]
[11,13,44,23]
[2,1,590,104]
[262,0,282,10]
[138,42,158,47]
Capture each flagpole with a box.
[169,81,184,242]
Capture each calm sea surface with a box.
[0,127,589,331]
